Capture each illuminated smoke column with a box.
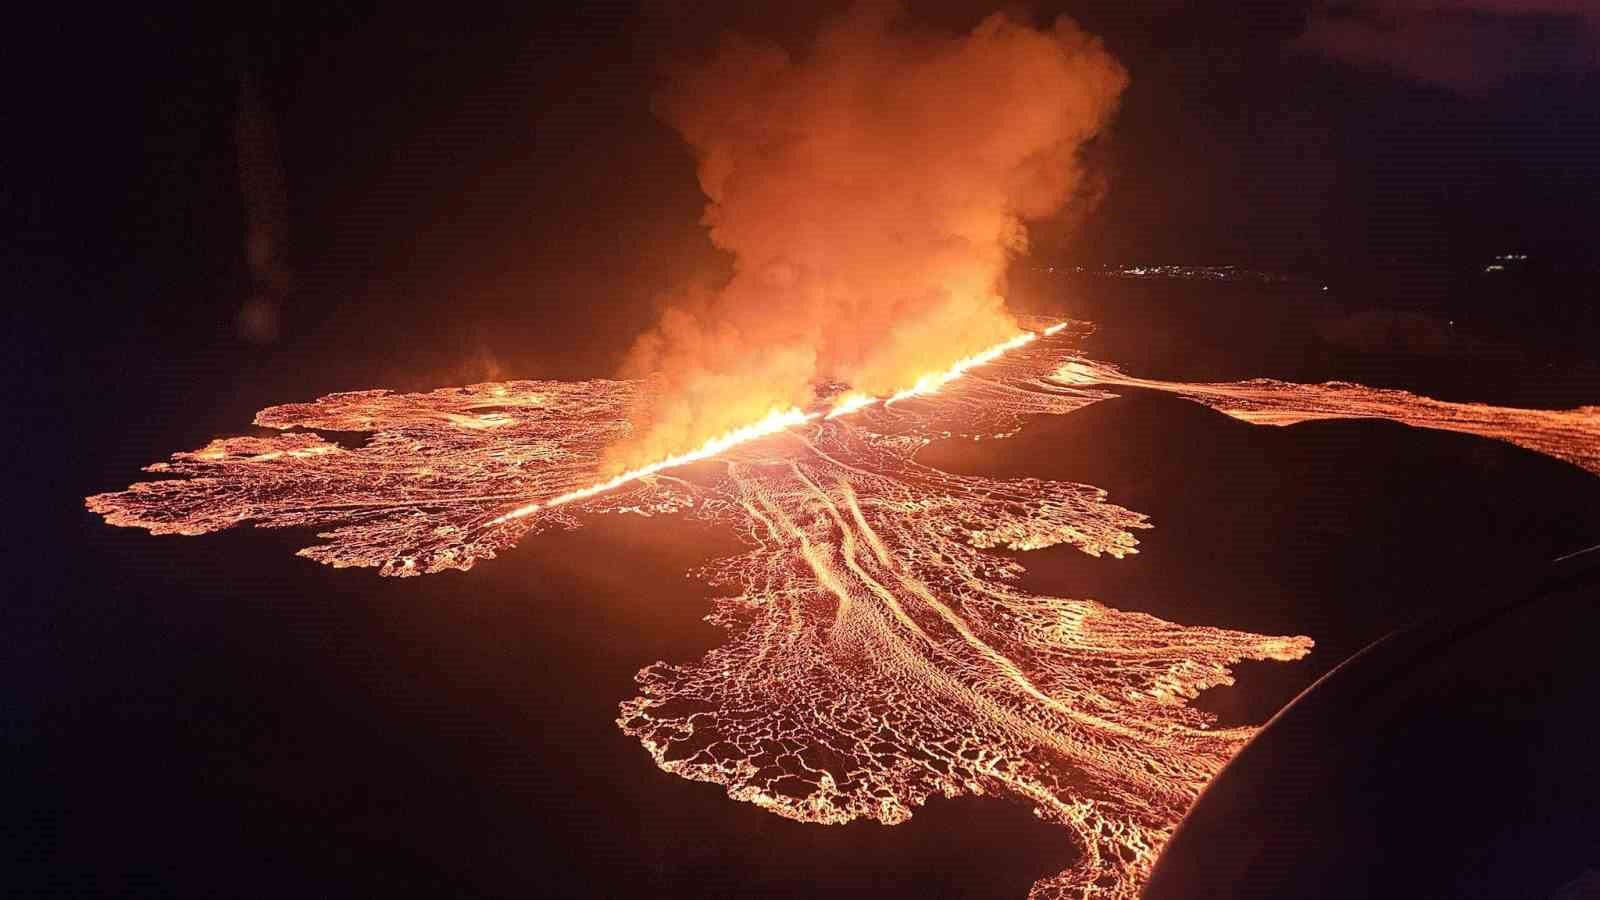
[614,6,1126,469]
[85,325,1600,897]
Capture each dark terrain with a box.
[10,265,1599,898]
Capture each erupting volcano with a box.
[85,318,1600,898]
[71,5,1600,897]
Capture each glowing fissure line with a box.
[824,391,878,419]
[97,317,1457,897]
[489,406,815,524]
[493,323,1067,523]
[93,312,1600,898]
[823,323,1066,419]
[883,330,1040,407]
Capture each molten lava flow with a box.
[489,406,816,524]
[886,330,1040,405]
[490,327,1056,523]
[84,322,1600,898]
[1057,360,1600,477]
[825,391,879,419]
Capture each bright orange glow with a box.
[83,320,1600,899]
[825,391,879,419]
[885,330,1040,405]
[620,6,1127,475]
[497,326,1062,522]
[1057,359,1600,477]
[489,405,816,524]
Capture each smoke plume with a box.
[610,4,1127,470]
[234,46,293,344]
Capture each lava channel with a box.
[86,323,1600,898]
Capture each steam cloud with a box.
[610,4,1126,470]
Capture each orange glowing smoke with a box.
[84,322,1600,898]
[493,325,1056,524]
[885,329,1041,405]
[611,6,1127,471]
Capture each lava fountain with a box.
[84,318,1600,897]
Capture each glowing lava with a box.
[826,391,879,419]
[1057,359,1600,477]
[490,405,816,524]
[84,322,1600,898]
[886,329,1041,405]
[496,326,1057,522]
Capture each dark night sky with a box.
[5,2,1597,384]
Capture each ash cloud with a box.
[610,4,1126,469]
